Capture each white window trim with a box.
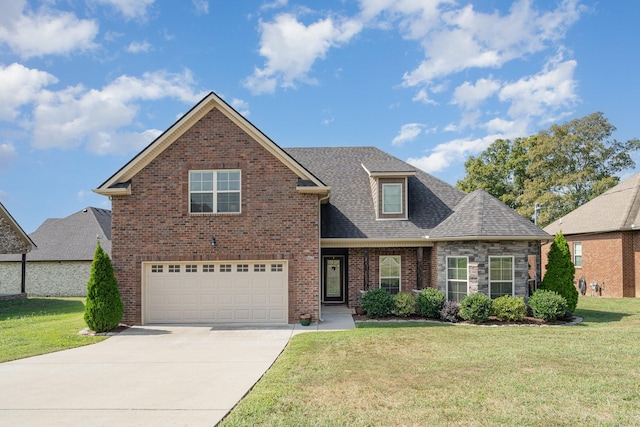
[488,256,515,298]
[446,256,468,302]
[381,183,403,214]
[574,242,583,268]
[189,169,241,214]
[379,255,401,293]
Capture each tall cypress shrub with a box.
[84,242,124,332]
[539,232,578,312]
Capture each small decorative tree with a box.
[539,231,578,312]
[84,242,124,332]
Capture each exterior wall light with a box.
[210,237,216,247]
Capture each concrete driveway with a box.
[0,325,295,426]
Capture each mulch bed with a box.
[353,313,576,326]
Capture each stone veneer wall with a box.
[0,261,90,296]
[436,240,540,298]
[0,217,31,254]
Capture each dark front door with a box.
[323,255,345,302]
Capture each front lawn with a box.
[221,297,640,426]
[0,297,107,363]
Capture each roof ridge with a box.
[623,178,640,228]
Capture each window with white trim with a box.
[489,256,514,299]
[382,184,402,214]
[574,242,582,268]
[189,170,241,213]
[380,256,401,294]
[447,257,468,303]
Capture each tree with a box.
[84,242,124,332]
[539,232,578,313]
[457,112,640,227]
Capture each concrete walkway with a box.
[0,310,354,427]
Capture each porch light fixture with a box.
[210,237,216,248]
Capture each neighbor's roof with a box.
[429,189,551,240]
[545,172,640,235]
[94,91,328,197]
[0,207,111,262]
[0,202,36,254]
[287,147,464,240]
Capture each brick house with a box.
[95,92,549,325]
[0,202,36,298]
[543,173,640,298]
[0,207,111,296]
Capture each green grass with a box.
[221,297,640,426]
[0,297,107,363]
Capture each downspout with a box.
[318,193,330,322]
[21,253,26,294]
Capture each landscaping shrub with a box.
[393,292,416,317]
[539,232,579,312]
[439,300,460,323]
[492,295,527,321]
[360,288,394,318]
[528,289,568,321]
[84,242,124,333]
[459,292,492,323]
[416,288,445,318]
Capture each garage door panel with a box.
[145,261,288,324]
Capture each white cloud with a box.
[0,143,17,172]
[0,189,7,201]
[31,70,207,154]
[0,63,57,120]
[0,2,98,58]
[392,123,425,146]
[412,88,437,105]
[127,40,152,53]
[452,78,500,110]
[244,13,362,94]
[399,0,583,87]
[97,0,155,20]
[407,134,500,173]
[499,58,578,119]
[230,98,250,116]
[192,0,209,15]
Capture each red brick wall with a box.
[541,231,640,298]
[347,247,433,307]
[111,107,320,324]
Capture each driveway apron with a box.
[0,325,294,426]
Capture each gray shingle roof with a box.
[429,190,550,239]
[0,207,111,262]
[545,172,640,235]
[286,147,466,239]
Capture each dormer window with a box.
[361,162,414,221]
[382,183,402,214]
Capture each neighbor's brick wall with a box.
[542,231,639,298]
[436,240,539,298]
[0,261,90,296]
[111,107,320,325]
[347,246,433,307]
[0,217,30,254]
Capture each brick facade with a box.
[0,261,90,296]
[111,107,320,325]
[542,231,640,298]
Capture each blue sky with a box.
[1,0,638,232]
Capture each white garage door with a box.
[144,261,288,324]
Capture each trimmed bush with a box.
[440,300,460,323]
[416,288,446,318]
[360,288,394,318]
[393,292,416,317]
[539,232,579,312]
[492,295,527,322]
[528,289,568,321]
[84,242,124,333]
[459,292,492,323]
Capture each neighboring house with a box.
[0,207,111,296]
[543,173,640,298]
[0,202,36,297]
[95,91,549,325]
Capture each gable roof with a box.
[0,207,111,262]
[286,147,467,242]
[429,189,550,240]
[545,172,640,235]
[94,91,329,197]
[0,202,36,254]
